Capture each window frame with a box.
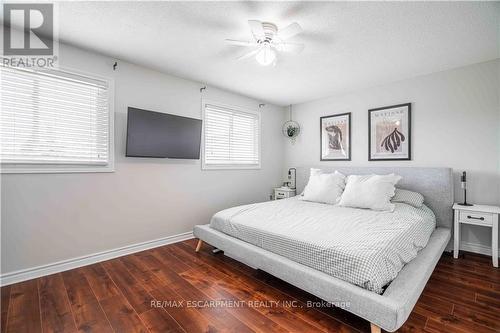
[201,99,261,170]
[0,66,115,174]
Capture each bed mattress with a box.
[209,197,436,294]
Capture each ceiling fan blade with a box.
[237,48,261,60]
[277,22,303,40]
[225,39,257,47]
[276,42,305,53]
[248,20,265,40]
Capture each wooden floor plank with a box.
[421,279,476,305]
[99,294,149,333]
[79,264,120,301]
[438,259,500,284]
[61,268,114,333]
[5,280,41,333]
[120,255,167,293]
[139,308,185,333]
[38,274,77,333]
[1,285,11,333]
[70,301,114,333]
[150,247,191,273]
[148,285,214,333]
[117,256,185,333]
[413,294,453,320]
[61,269,98,308]
[101,259,154,315]
[432,267,494,291]
[425,314,498,333]
[452,303,500,331]
[473,264,500,279]
[475,292,500,310]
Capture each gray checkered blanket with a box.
[210,198,436,294]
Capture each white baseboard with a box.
[0,231,194,286]
[460,241,499,257]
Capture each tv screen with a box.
[126,107,202,159]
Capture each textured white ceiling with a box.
[56,1,498,106]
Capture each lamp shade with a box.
[256,45,276,66]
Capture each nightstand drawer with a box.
[273,188,296,200]
[459,211,493,226]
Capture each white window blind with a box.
[203,103,260,169]
[0,66,112,170]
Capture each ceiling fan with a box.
[226,20,305,66]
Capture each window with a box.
[202,101,260,169]
[0,66,113,173]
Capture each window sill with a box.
[0,165,115,174]
[202,164,261,170]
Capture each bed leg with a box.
[370,323,381,333]
[195,239,203,252]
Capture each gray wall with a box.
[284,59,500,253]
[1,44,287,274]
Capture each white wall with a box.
[284,60,500,253]
[1,43,287,274]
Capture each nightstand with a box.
[453,203,499,267]
[274,187,296,200]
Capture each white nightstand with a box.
[453,203,499,267]
[274,187,296,200]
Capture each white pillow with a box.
[302,169,346,204]
[338,174,402,211]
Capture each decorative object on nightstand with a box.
[457,171,473,206]
[287,167,296,189]
[453,203,499,267]
[274,187,296,200]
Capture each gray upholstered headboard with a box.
[296,167,454,229]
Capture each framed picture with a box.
[320,112,351,161]
[368,103,411,161]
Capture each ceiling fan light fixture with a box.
[255,44,276,66]
[226,20,303,67]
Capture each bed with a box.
[193,167,453,333]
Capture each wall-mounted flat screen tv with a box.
[126,107,202,159]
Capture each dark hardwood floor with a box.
[1,239,499,333]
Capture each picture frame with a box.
[320,112,351,161]
[368,103,411,161]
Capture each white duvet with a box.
[210,197,436,294]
